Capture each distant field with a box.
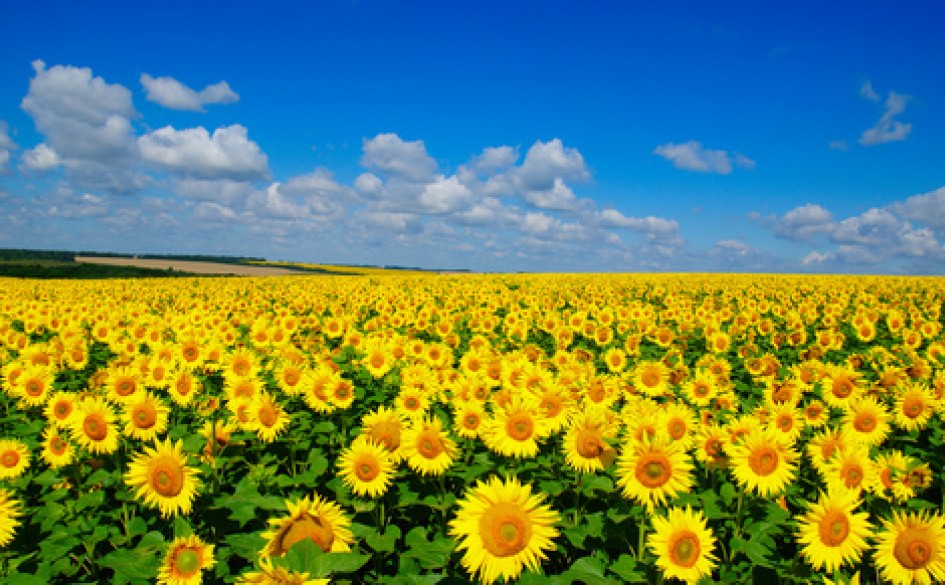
[73,256,305,276]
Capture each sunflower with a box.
[870,450,918,503]
[482,397,552,459]
[563,408,618,473]
[300,367,337,414]
[44,391,78,428]
[0,488,22,547]
[821,365,864,409]
[893,381,935,431]
[40,426,75,468]
[237,557,329,585]
[796,488,872,573]
[823,446,876,496]
[158,534,215,585]
[15,365,55,407]
[261,492,354,560]
[659,402,697,450]
[224,375,264,403]
[452,400,486,440]
[631,360,671,397]
[249,393,291,443]
[124,438,201,518]
[122,391,170,442]
[842,396,891,446]
[337,436,395,498]
[874,510,945,585]
[69,396,120,455]
[647,505,717,584]
[449,475,560,585]
[616,435,694,511]
[329,378,356,410]
[105,365,143,404]
[766,402,804,444]
[223,348,260,381]
[401,416,458,476]
[728,429,798,498]
[693,424,729,470]
[681,369,719,408]
[394,385,430,421]
[0,439,29,480]
[169,370,203,407]
[359,406,406,462]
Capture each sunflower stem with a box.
[573,471,583,526]
[637,518,647,562]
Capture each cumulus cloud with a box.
[138,125,269,181]
[513,139,589,191]
[360,133,437,182]
[19,143,61,174]
[0,122,16,174]
[470,146,518,175]
[598,208,680,238]
[653,141,751,174]
[891,187,945,234]
[860,90,912,146]
[773,203,834,241]
[418,175,473,214]
[140,74,239,112]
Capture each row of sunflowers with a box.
[1,273,945,584]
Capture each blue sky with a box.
[2,1,944,273]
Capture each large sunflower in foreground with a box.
[647,505,717,584]
[728,429,798,498]
[449,476,560,585]
[796,488,873,573]
[157,534,215,585]
[0,488,21,547]
[124,438,201,518]
[261,493,354,558]
[873,510,945,585]
[616,435,693,511]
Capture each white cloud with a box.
[598,208,680,237]
[19,143,61,174]
[522,177,578,211]
[514,138,589,191]
[140,74,239,112]
[892,187,945,234]
[138,125,269,180]
[773,203,834,241]
[0,122,16,174]
[801,251,833,266]
[194,201,239,222]
[654,141,745,174]
[360,133,437,182]
[734,153,756,170]
[470,146,518,175]
[418,175,472,214]
[172,178,257,205]
[520,211,559,236]
[21,60,138,161]
[859,81,880,101]
[860,90,912,146]
[831,208,903,246]
[829,140,849,151]
[354,172,384,197]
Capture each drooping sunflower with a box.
[157,534,215,585]
[616,435,694,511]
[124,438,201,518]
[449,475,560,585]
[122,391,170,442]
[563,408,617,473]
[69,396,121,455]
[261,493,354,559]
[0,488,22,547]
[727,429,798,498]
[796,488,873,573]
[337,436,395,498]
[359,405,406,462]
[647,505,717,584]
[0,439,30,480]
[874,510,945,585]
[481,397,550,459]
[40,426,75,468]
[400,416,458,476]
[236,557,329,585]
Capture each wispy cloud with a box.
[859,81,880,101]
[859,88,912,146]
[140,74,239,112]
[653,141,753,174]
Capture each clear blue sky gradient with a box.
[2,1,944,272]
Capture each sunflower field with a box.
[2,273,945,584]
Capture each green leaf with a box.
[366,524,401,553]
[76,489,106,510]
[97,533,165,583]
[719,482,737,506]
[582,475,614,494]
[174,516,193,538]
[313,550,371,577]
[561,556,610,585]
[608,554,646,582]
[6,573,48,585]
[224,532,266,560]
[403,527,455,570]
[699,490,728,520]
[39,533,81,561]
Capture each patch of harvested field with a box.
[74,256,305,276]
